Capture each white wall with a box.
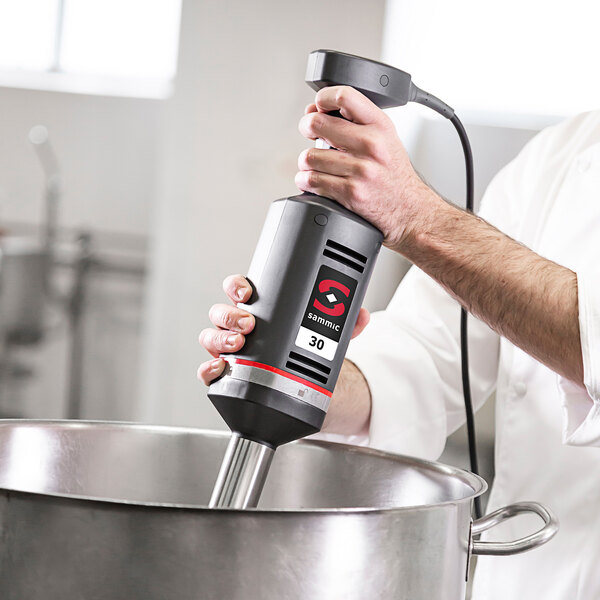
[0,89,163,236]
[0,86,162,420]
[139,0,387,428]
[381,0,600,119]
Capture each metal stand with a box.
[65,232,93,420]
[209,433,274,509]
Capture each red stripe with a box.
[234,358,332,397]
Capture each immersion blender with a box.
[208,49,473,509]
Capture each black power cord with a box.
[411,87,482,519]
[449,115,482,520]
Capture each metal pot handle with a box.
[471,501,558,556]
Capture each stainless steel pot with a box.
[0,420,557,599]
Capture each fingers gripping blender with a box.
[208,49,467,509]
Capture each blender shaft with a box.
[209,433,275,508]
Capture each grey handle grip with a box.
[471,501,558,556]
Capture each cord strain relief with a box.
[411,85,455,119]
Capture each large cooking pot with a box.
[0,420,557,599]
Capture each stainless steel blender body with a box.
[0,421,556,599]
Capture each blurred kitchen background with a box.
[0,0,597,484]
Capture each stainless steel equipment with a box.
[0,421,557,599]
[0,127,60,396]
[29,124,60,285]
[209,432,275,508]
[0,237,46,343]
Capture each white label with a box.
[294,326,337,361]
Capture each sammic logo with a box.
[313,279,350,317]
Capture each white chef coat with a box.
[338,111,600,599]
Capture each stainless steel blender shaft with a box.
[209,433,275,508]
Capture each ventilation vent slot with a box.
[285,360,329,385]
[289,351,331,374]
[325,239,368,264]
[323,239,367,273]
[323,250,364,273]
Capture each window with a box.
[0,0,182,98]
[383,0,600,124]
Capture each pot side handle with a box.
[471,501,558,556]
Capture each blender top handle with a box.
[306,49,455,119]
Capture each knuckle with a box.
[298,149,311,171]
[376,145,390,163]
[198,328,212,347]
[362,133,380,157]
[222,309,236,330]
[307,171,320,188]
[355,159,372,180]
[335,86,350,106]
[345,178,361,202]
[304,147,317,165]
[309,113,325,133]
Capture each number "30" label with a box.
[294,326,338,361]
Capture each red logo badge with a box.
[313,279,350,317]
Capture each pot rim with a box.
[0,419,487,515]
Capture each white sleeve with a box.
[342,266,500,460]
[558,272,600,446]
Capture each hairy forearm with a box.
[322,359,371,435]
[397,186,584,385]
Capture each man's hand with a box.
[197,274,370,386]
[296,85,436,250]
[297,86,583,385]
